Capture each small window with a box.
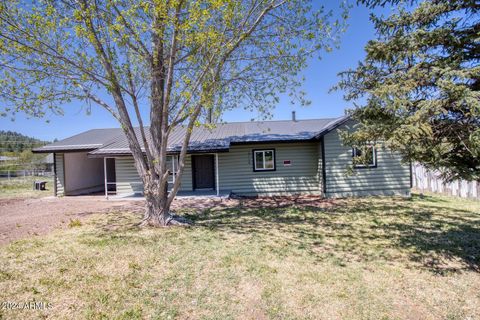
[352,145,376,168]
[253,149,275,171]
[166,155,179,183]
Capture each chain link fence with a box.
[0,169,53,180]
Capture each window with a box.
[253,149,275,171]
[352,145,376,168]
[166,155,179,183]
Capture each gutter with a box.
[320,136,327,195]
[87,148,231,158]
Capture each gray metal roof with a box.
[33,116,348,155]
[32,128,123,153]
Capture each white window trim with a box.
[253,149,276,171]
[167,155,179,183]
[352,145,377,168]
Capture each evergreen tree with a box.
[336,0,479,181]
[0,130,48,153]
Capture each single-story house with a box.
[32,115,412,198]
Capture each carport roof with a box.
[32,128,122,153]
[33,116,350,155]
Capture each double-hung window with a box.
[253,149,275,171]
[352,145,376,168]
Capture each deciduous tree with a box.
[0,0,346,225]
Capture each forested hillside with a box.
[0,130,49,153]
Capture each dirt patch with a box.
[0,194,333,245]
[0,196,141,245]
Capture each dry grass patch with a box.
[0,193,479,319]
[0,176,53,199]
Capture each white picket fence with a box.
[411,163,480,200]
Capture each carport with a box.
[32,127,122,196]
[62,152,104,195]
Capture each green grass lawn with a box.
[0,176,54,199]
[0,194,479,319]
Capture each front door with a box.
[192,155,215,190]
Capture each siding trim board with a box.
[320,137,327,194]
[63,153,67,193]
[53,152,57,196]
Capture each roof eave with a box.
[32,148,98,153]
[87,148,231,158]
[230,137,319,145]
[313,115,352,139]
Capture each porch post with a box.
[215,153,219,196]
[172,155,176,185]
[104,157,108,199]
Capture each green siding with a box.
[115,156,193,195]
[114,145,320,196]
[218,142,321,196]
[54,153,65,196]
[108,125,409,198]
[179,156,193,191]
[115,157,143,195]
[323,120,411,197]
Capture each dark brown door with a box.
[192,155,215,189]
[106,158,116,192]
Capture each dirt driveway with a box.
[0,194,330,245]
[0,196,142,245]
[0,195,231,245]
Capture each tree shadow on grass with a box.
[184,195,480,274]
[77,204,147,247]
[78,194,480,274]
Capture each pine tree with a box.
[336,0,479,181]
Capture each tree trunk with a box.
[141,175,170,226]
[141,174,191,227]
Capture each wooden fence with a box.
[411,163,480,200]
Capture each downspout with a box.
[215,153,220,196]
[172,155,176,185]
[320,137,327,196]
[104,157,108,199]
[53,153,57,197]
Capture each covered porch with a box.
[103,153,226,199]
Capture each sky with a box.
[0,3,389,142]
